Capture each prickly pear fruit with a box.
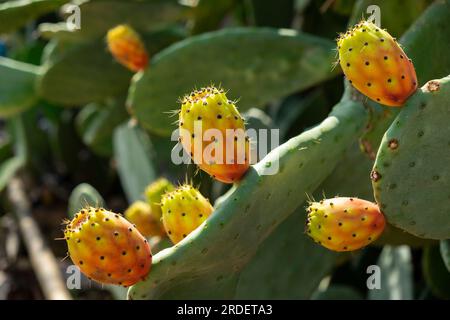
[106,24,148,72]
[306,197,386,252]
[64,207,152,286]
[161,184,214,244]
[125,201,165,238]
[179,86,250,184]
[337,21,417,107]
[144,178,175,220]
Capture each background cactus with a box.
[0,0,448,301]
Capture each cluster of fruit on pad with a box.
[64,18,430,288]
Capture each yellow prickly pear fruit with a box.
[144,178,175,220]
[64,207,152,286]
[125,201,165,238]
[306,197,386,252]
[179,86,250,184]
[337,21,417,106]
[161,184,214,244]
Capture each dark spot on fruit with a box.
[328,236,332,240]
[384,56,388,60]
[367,82,372,87]
[197,116,202,120]
[168,230,172,234]
[352,234,356,237]
[401,75,405,79]
[100,256,104,260]
[217,115,222,119]
[183,234,187,238]
[387,78,392,83]
[365,61,370,66]
[79,260,83,265]
[182,213,186,216]
[380,38,384,42]
[96,237,100,241]
[122,251,126,256]
[136,246,140,250]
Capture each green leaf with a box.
[0,57,39,117]
[113,122,157,203]
[129,27,339,136]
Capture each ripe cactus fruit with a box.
[306,197,386,252]
[337,21,417,107]
[179,86,250,183]
[106,24,148,72]
[161,184,214,244]
[64,207,152,286]
[125,201,165,238]
[145,178,175,220]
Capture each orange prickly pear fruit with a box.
[337,21,417,107]
[178,86,250,184]
[106,24,148,72]
[125,201,165,238]
[161,184,214,244]
[64,207,152,286]
[144,178,175,221]
[306,197,386,252]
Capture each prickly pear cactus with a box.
[372,75,450,239]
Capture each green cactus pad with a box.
[113,122,157,203]
[68,183,105,219]
[0,57,39,117]
[422,245,450,299]
[372,75,450,239]
[368,245,413,300]
[235,208,339,299]
[76,100,129,157]
[0,0,67,34]
[38,0,183,41]
[127,93,367,299]
[440,240,450,273]
[128,27,339,136]
[37,28,185,106]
